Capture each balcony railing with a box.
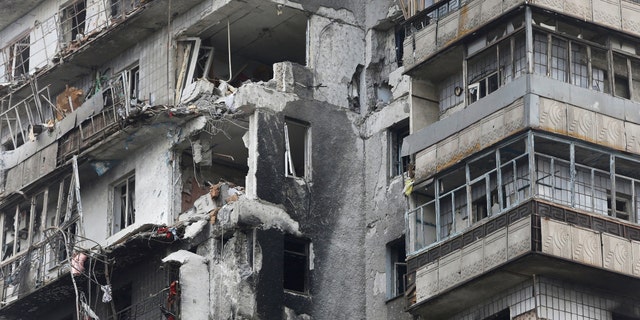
[407,131,640,255]
[1,0,150,84]
[0,219,77,305]
[401,0,466,36]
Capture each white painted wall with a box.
[80,134,174,246]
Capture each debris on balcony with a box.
[55,85,84,120]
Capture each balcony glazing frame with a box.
[406,131,640,255]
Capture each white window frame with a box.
[284,119,312,180]
[112,173,135,234]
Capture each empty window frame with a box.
[175,38,214,102]
[113,174,135,234]
[127,64,140,101]
[60,0,86,45]
[284,118,311,180]
[389,120,410,177]
[386,237,407,299]
[3,32,30,81]
[283,236,309,294]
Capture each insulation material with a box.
[162,250,209,320]
[55,85,84,120]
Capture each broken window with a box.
[467,47,499,103]
[3,32,30,81]
[126,64,140,102]
[113,174,135,234]
[284,118,311,180]
[60,0,86,45]
[389,120,410,177]
[386,237,407,299]
[283,236,309,294]
[175,38,214,102]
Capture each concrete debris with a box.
[180,79,216,104]
[194,192,216,215]
[178,79,239,115]
[215,198,301,236]
[55,85,84,120]
[162,250,209,320]
[284,307,312,320]
[183,220,207,239]
[162,249,207,265]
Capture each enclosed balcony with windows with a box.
[407,7,640,134]
[406,131,640,317]
[407,131,640,255]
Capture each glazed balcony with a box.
[401,0,640,73]
[406,199,640,318]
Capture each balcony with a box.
[0,0,203,103]
[401,0,640,74]
[407,200,640,318]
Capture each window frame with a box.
[389,119,410,178]
[112,173,135,234]
[283,236,310,294]
[3,31,30,82]
[284,118,312,180]
[59,0,87,45]
[386,236,407,300]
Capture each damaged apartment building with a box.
[0,0,416,319]
[399,0,640,317]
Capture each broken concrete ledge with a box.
[214,197,301,237]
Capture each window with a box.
[283,236,309,293]
[128,64,140,101]
[60,0,86,45]
[389,120,410,177]
[175,38,214,102]
[467,48,499,103]
[113,174,135,234]
[284,118,311,180]
[386,237,407,299]
[3,32,30,81]
[608,195,631,221]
